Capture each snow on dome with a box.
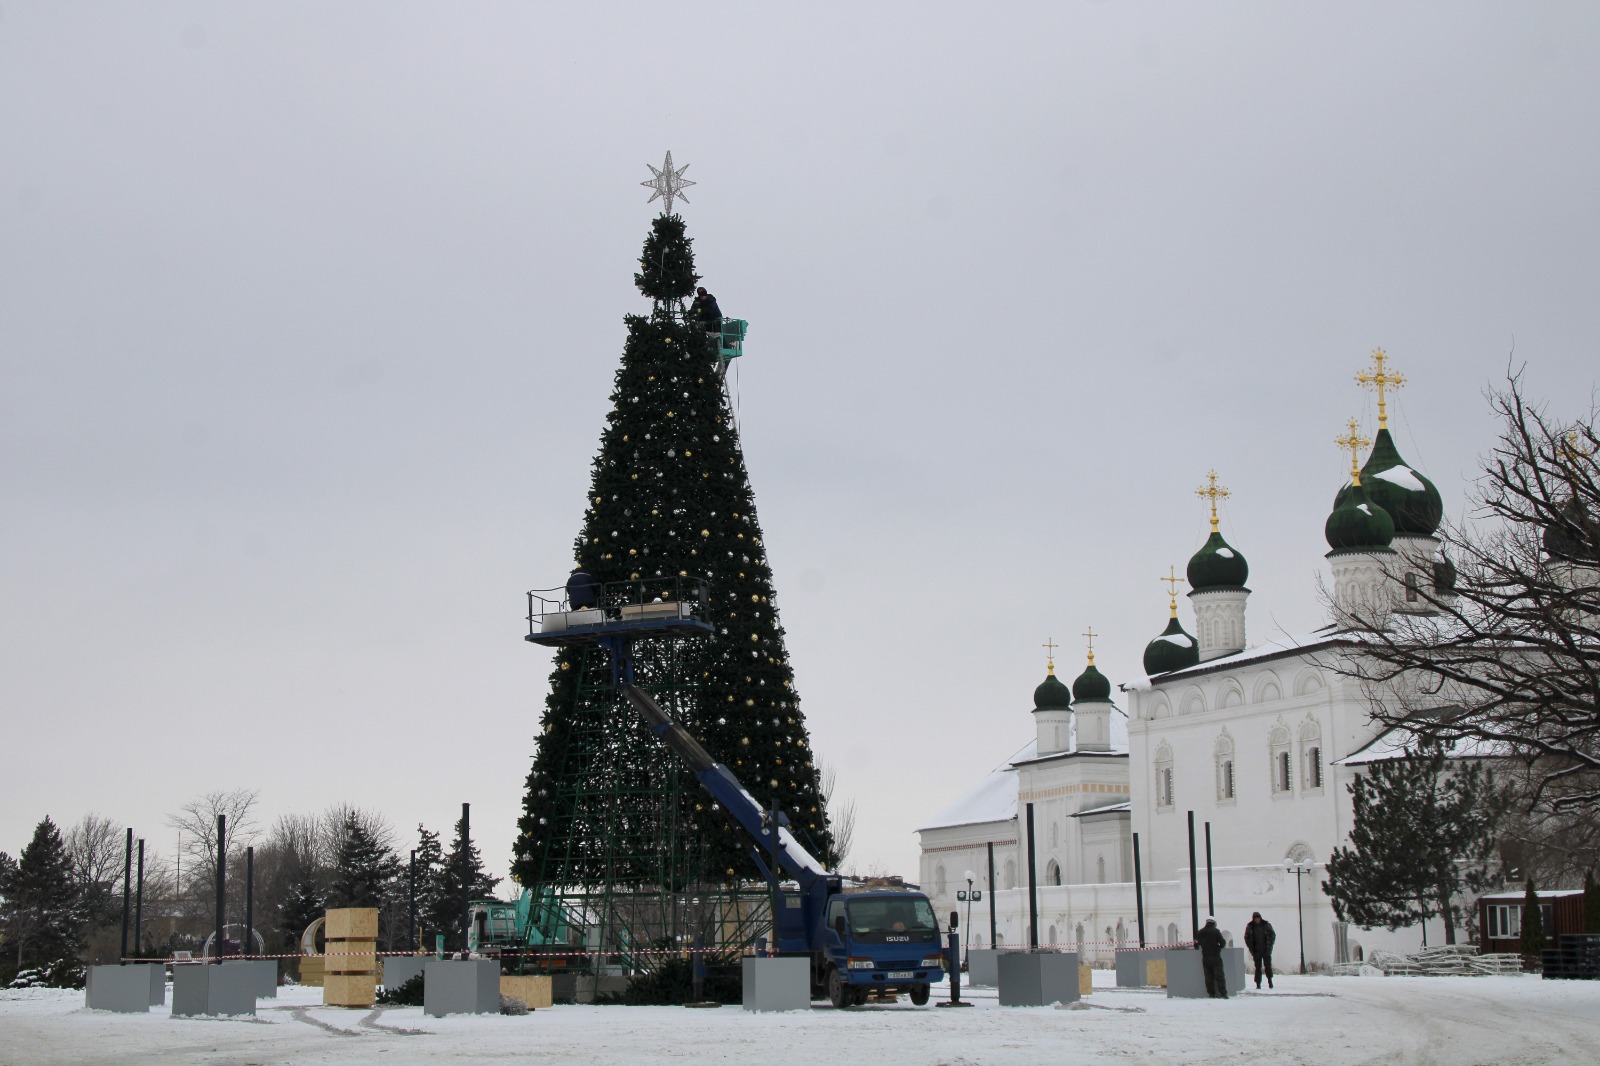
[1215,548,1234,558]
[1373,465,1427,493]
[1157,633,1194,646]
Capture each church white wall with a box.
[1127,651,1386,884]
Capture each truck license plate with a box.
[886,971,913,980]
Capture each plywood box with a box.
[325,908,379,940]
[299,956,325,987]
[1145,958,1168,987]
[325,947,377,975]
[500,975,553,1009]
[1079,964,1092,996]
[324,972,377,1008]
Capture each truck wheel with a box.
[910,983,930,1006]
[827,967,851,1010]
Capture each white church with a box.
[917,352,1464,967]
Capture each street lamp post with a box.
[955,871,981,954]
[1285,860,1313,974]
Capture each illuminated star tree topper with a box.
[641,150,695,215]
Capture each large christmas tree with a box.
[512,213,832,955]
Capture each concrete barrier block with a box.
[423,959,500,1017]
[150,963,166,1006]
[997,951,1080,1007]
[222,959,277,999]
[382,955,428,991]
[85,965,156,1013]
[1164,949,1208,999]
[966,948,1022,987]
[172,963,258,1017]
[1114,949,1151,988]
[1223,946,1246,994]
[741,956,810,1012]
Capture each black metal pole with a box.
[1025,803,1039,950]
[1186,811,1199,943]
[245,846,255,958]
[120,827,133,964]
[1133,832,1146,948]
[134,838,145,958]
[460,802,471,953]
[986,842,997,948]
[409,850,417,952]
[1297,870,1306,974]
[214,815,226,962]
[1204,821,1215,918]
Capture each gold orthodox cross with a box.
[1042,636,1058,674]
[1335,418,1371,486]
[1161,566,1182,617]
[1355,348,1405,430]
[1082,626,1098,666]
[1195,470,1230,533]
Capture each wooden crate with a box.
[325,908,379,940]
[324,973,376,1008]
[1145,958,1168,987]
[323,908,379,1007]
[299,956,325,987]
[500,975,553,1009]
[1079,964,1093,996]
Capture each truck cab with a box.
[814,891,946,1007]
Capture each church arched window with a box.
[1050,821,1059,848]
[1269,723,1292,794]
[934,864,947,898]
[1299,717,1324,792]
[1155,741,1175,810]
[1215,730,1236,802]
[1047,924,1057,946]
[1004,858,1017,890]
[1045,859,1062,886]
[1075,922,1085,950]
[1096,855,1106,884]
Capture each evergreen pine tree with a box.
[1322,746,1501,945]
[1521,877,1547,961]
[0,818,85,986]
[278,872,324,952]
[440,813,498,952]
[325,815,400,911]
[1586,868,1600,934]
[412,826,450,948]
[513,213,833,905]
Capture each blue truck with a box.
[526,575,949,1007]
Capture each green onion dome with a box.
[1543,497,1600,563]
[1071,660,1112,702]
[1033,668,1073,711]
[1432,551,1458,593]
[1187,531,1249,590]
[1143,616,1200,675]
[1333,429,1443,537]
[1325,481,1396,552]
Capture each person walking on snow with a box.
[1198,916,1229,999]
[1244,911,1276,989]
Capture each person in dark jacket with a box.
[566,564,600,610]
[1197,916,1228,998]
[1244,911,1275,989]
[690,287,722,336]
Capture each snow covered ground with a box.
[4,970,1597,1066]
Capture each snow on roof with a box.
[915,741,1033,831]
[1479,888,1583,900]
[1148,628,1344,682]
[1337,725,1510,765]
[1072,801,1131,817]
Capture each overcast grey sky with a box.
[4,3,1598,883]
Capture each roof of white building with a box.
[1337,724,1511,765]
[915,740,1033,832]
[1072,801,1131,817]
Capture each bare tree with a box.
[817,761,857,871]
[1339,370,1600,820]
[166,789,261,886]
[64,815,125,894]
